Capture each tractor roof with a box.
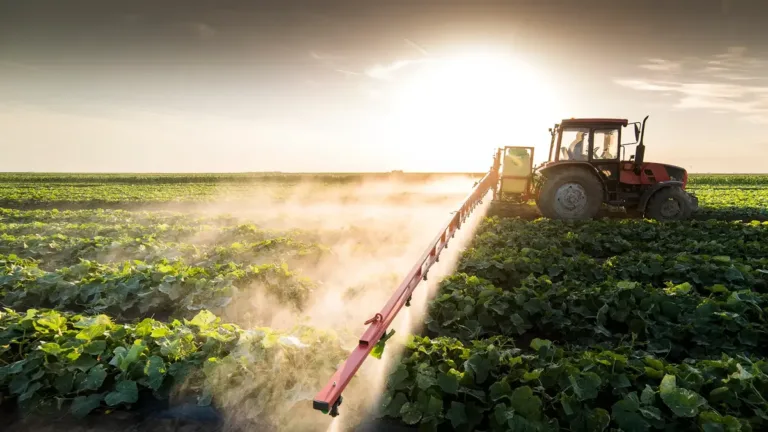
[560,118,629,127]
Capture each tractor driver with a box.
[568,132,588,161]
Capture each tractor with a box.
[491,116,699,220]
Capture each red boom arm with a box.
[312,167,499,416]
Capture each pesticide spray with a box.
[93,175,490,432]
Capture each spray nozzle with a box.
[329,395,343,417]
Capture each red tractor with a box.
[492,116,699,220]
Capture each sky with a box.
[1,0,767,173]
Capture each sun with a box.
[386,47,559,172]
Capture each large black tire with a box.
[645,187,693,221]
[537,167,604,220]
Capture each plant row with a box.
[426,273,767,361]
[0,232,329,271]
[379,336,768,431]
[0,308,346,429]
[0,254,313,320]
[459,247,768,294]
[470,217,768,259]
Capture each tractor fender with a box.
[638,181,684,211]
[538,161,608,200]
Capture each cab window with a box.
[559,128,590,161]
[593,129,619,160]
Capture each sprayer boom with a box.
[312,168,498,417]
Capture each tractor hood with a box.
[658,163,688,185]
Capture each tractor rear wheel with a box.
[537,167,603,220]
[645,187,693,221]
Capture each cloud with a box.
[365,59,429,80]
[404,39,430,56]
[309,51,363,78]
[616,47,768,123]
[640,59,681,73]
[310,44,432,81]
[334,69,360,77]
[310,51,345,61]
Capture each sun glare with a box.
[388,48,559,171]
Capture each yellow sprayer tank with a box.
[501,147,532,194]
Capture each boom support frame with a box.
[312,169,498,417]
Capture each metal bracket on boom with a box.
[312,169,499,418]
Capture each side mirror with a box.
[634,124,640,141]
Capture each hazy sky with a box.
[1,0,767,173]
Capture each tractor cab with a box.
[546,118,640,202]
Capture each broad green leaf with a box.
[724,267,743,281]
[416,371,436,390]
[9,373,30,395]
[370,329,395,360]
[72,354,98,372]
[423,395,443,421]
[729,363,753,381]
[446,402,467,428]
[640,385,655,405]
[664,282,692,295]
[145,356,166,391]
[388,365,409,390]
[465,353,490,384]
[612,395,650,432]
[383,392,408,418]
[617,281,637,290]
[699,410,743,432]
[19,382,42,401]
[659,374,707,418]
[105,380,139,406]
[82,365,107,391]
[569,372,601,401]
[644,356,664,370]
[189,310,217,328]
[84,340,107,355]
[611,373,631,389]
[489,380,512,402]
[510,386,542,420]
[36,312,67,332]
[119,340,146,371]
[71,394,103,418]
[400,402,422,425]
[76,324,107,342]
[55,372,74,394]
[639,406,662,420]
[39,342,62,355]
[522,368,542,382]
[150,326,170,338]
[530,338,552,352]
[437,371,459,395]
[588,408,611,432]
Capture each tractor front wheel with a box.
[645,187,693,221]
[537,167,603,220]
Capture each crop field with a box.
[0,173,491,432]
[0,173,767,432]
[379,217,768,431]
